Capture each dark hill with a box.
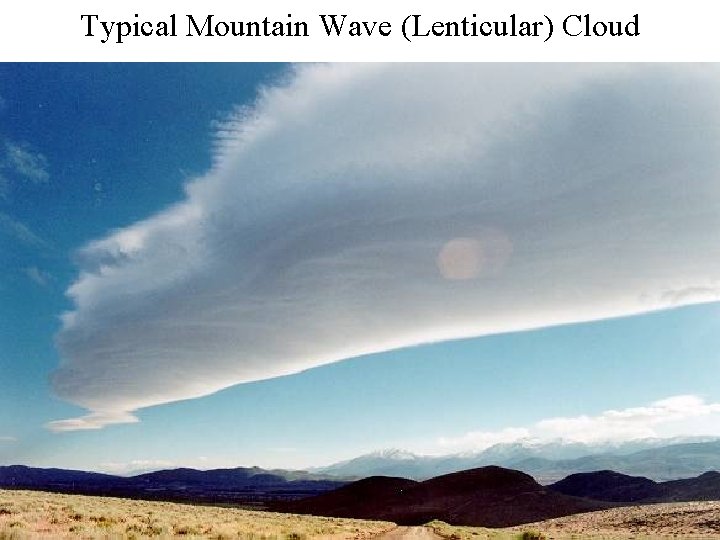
[550,470,662,502]
[549,469,720,503]
[277,476,417,517]
[658,470,720,502]
[419,465,539,494]
[135,467,288,487]
[281,466,609,527]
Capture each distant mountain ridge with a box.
[315,438,720,482]
[515,440,720,483]
[3,436,719,508]
[4,461,719,524]
[0,465,347,504]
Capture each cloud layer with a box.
[436,395,720,452]
[51,64,720,431]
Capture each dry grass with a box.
[0,489,394,539]
[425,520,499,539]
[427,520,544,540]
[6,490,720,540]
[428,501,720,540]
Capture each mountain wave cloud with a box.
[50,64,720,430]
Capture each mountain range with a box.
[314,438,720,483]
[3,461,720,526]
[0,465,345,504]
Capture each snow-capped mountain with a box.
[314,437,720,482]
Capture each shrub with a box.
[174,524,202,535]
[0,531,24,540]
[519,531,546,540]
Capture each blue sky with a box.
[1,63,720,473]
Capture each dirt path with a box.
[376,526,444,540]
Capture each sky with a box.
[1,63,720,474]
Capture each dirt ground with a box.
[427,501,720,539]
[519,500,720,538]
[377,527,443,540]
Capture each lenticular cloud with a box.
[50,64,720,431]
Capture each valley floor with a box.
[2,490,720,539]
[0,489,394,539]
[429,501,720,539]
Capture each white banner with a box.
[2,0,719,61]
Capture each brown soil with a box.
[519,500,720,538]
[377,526,444,540]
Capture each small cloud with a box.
[0,211,48,248]
[97,456,223,475]
[99,459,175,475]
[0,436,17,443]
[657,286,720,307]
[4,142,49,184]
[435,395,720,453]
[46,411,139,432]
[24,266,52,287]
[535,395,720,444]
[438,427,531,450]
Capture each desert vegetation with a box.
[428,500,720,539]
[3,489,720,540]
[0,489,394,539]
[426,521,544,540]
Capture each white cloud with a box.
[0,137,49,198]
[46,411,138,432]
[4,141,49,184]
[0,436,17,443]
[435,395,720,453]
[438,428,531,450]
[97,456,231,475]
[535,395,720,443]
[51,64,720,430]
[98,459,175,475]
